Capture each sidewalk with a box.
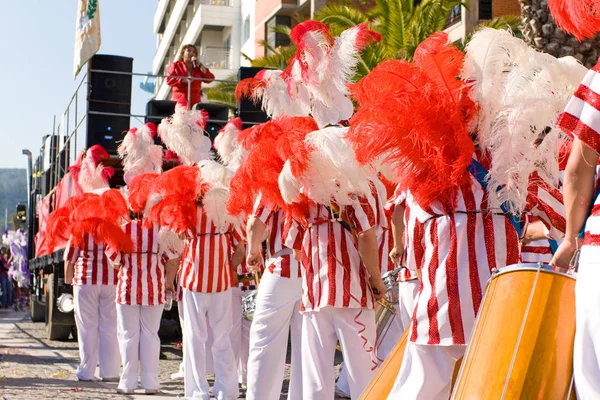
[0,309,184,399]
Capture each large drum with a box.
[382,267,401,304]
[451,263,576,400]
[242,290,257,322]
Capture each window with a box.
[265,15,291,56]
[242,16,250,44]
[479,0,492,20]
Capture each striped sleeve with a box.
[63,238,79,264]
[104,246,122,265]
[283,216,304,250]
[350,194,378,234]
[527,177,566,240]
[230,223,245,246]
[252,195,275,225]
[557,61,600,154]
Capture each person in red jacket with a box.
[166,44,215,108]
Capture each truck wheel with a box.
[30,297,46,322]
[45,273,71,341]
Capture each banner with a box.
[73,0,101,78]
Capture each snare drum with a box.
[451,263,576,400]
[382,268,401,304]
[242,290,258,322]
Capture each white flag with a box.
[73,0,101,78]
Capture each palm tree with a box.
[519,0,599,68]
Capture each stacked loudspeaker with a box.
[87,55,133,154]
[237,67,270,129]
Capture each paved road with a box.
[0,309,350,399]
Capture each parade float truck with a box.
[26,54,236,340]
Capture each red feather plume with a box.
[348,34,475,212]
[128,172,161,214]
[548,0,600,41]
[235,78,266,103]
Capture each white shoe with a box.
[116,388,135,394]
[170,371,184,380]
[144,389,160,395]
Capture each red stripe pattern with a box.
[180,207,243,293]
[408,171,520,345]
[252,198,301,279]
[558,61,600,154]
[64,234,116,286]
[288,195,379,312]
[105,220,173,306]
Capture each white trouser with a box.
[116,303,164,390]
[246,272,303,400]
[574,257,600,399]
[388,342,464,399]
[176,300,184,376]
[337,279,419,397]
[302,307,377,400]
[231,287,250,385]
[73,284,120,380]
[183,288,238,400]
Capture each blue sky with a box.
[0,1,157,168]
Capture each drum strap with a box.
[467,159,522,239]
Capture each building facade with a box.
[153,0,242,101]
[445,0,521,42]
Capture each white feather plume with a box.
[464,28,588,213]
[278,160,302,204]
[213,120,247,169]
[158,228,183,257]
[197,160,240,230]
[118,124,163,184]
[78,156,110,193]
[256,70,308,118]
[158,108,212,165]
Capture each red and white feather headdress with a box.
[76,144,114,194]
[118,122,163,184]
[158,108,212,165]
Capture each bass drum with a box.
[451,263,576,400]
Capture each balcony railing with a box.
[200,46,231,70]
[197,0,230,6]
[444,5,462,29]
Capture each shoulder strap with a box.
[467,159,522,239]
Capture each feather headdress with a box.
[463,28,587,213]
[347,32,475,212]
[227,116,318,217]
[213,118,248,169]
[158,108,212,165]
[548,0,600,41]
[77,144,114,193]
[283,21,381,128]
[235,70,307,118]
[278,125,372,207]
[118,122,163,184]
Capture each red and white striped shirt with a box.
[253,198,301,279]
[558,62,600,248]
[286,195,380,312]
[371,178,395,275]
[64,234,116,286]
[180,207,244,293]
[407,155,565,345]
[106,220,177,306]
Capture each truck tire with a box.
[45,273,72,341]
[30,297,46,322]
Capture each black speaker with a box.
[145,99,177,126]
[193,103,230,142]
[87,55,133,154]
[237,67,270,129]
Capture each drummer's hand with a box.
[246,252,263,273]
[165,283,175,294]
[389,247,403,264]
[370,276,387,301]
[550,238,578,273]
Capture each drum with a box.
[451,263,576,400]
[242,290,257,322]
[382,268,401,304]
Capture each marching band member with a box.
[60,146,122,382]
[346,31,572,399]
[107,124,182,394]
[245,196,303,400]
[152,108,245,399]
